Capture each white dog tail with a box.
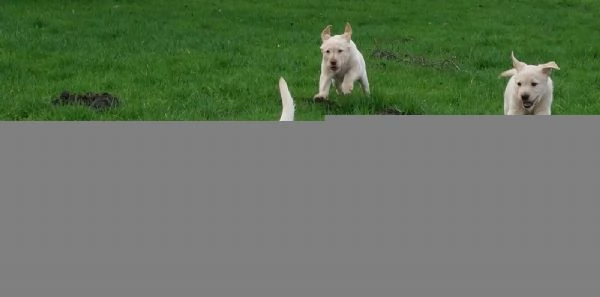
[279,77,295,121]
[500,68,517,78]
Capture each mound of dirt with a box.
[378,107,405,115]
[371,50,399,60]
[52,91,120,110]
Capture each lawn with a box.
[1,0,599,120]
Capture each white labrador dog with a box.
[313,23,370,101]
[278,77,294,121]
[500,51,560,115]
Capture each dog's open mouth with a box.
[330,66,339,71]
[523,102,534,109]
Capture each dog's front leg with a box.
[341,71,360,95]
[314,72,333,101]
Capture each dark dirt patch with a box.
[378,107,406,115]
[307,97,339,107]
[52,91,121,110]
[371,50,462,71]
[371,50,399,60]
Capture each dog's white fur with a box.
[500,51,560,115]
[313,23,370,101]
[279,77,294,121]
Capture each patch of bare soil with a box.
[52,91,120,110]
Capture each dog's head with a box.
[500,51,560,110]
[319,23,354,73]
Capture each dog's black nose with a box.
[330,61,337,66]
[521,94,530,101]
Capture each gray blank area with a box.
[0,117,599,297]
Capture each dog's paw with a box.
[313,94,328,102]
[341,85,353,95]
[314,96,328,103]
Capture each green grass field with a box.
[1,0,599,120]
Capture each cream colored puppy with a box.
[500,51,560,115]
[313,23,370,101]
[279,77,295,121]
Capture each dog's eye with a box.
[517,82,522,86]
[531,82,538,87]
[325,50,330,54]
[338,49,343,53]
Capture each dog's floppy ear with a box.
[499,69,517,78]
[539,61,560,76]
[343,22,352,41]
[321,25,332,41]
[511,51,526,72]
